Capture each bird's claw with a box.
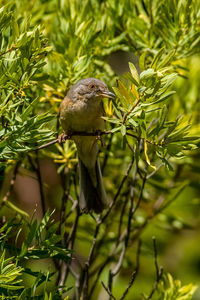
[58,133,70,144]
[95,130,105,147]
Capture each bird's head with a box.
[67,78,115,102]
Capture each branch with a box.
[28,154,46,216]
[34,130,157,151]
[102,133,114,174]
[119,240,142,300]
[147,237,163,300]
[34,138,59,150]
[101,281,116,300]
[1,162,20,209]
[122,98,141,124]
[101,158,135,223]
[108,182,138,295]
[0,44,16,57]
[153,237,160,281]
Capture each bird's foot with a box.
[58,133,71,144]
[95,130,105,147]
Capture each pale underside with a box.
[60,96,104,186]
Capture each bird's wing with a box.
[59,96,74,133]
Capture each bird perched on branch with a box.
[59,78,115,213]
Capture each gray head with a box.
[67,78,115,101]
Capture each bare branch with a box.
[112,244,126,276]
[102,133,114,174]
[0,44,16,57]
[119,240,142,300]
[101,158,135,223]
[122,98,141,124]
[101,281,116,300]
[34,130,157,151]
[28,154,46,216]
[153,237,159,281]
[146,163,164,179]
[1,161,20,209]
[146,237,163,299]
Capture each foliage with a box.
[0,0,200,299]
[0,212,71,299]
[0,250,24,292]
[156,273,197,300]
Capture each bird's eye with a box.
[88,83,96,89]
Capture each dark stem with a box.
[1,161,20,209]
[119,239,142,300]
[102,133,113,174]
[101,158,135,223]
[122,98,141,124]
[35,153,46,216]
[34,130,157,151]
[101,281,116,300]
[147,237,163,299]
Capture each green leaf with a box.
[110,126,121,133]
[117,80,134,105]
[139,52,146,71]
[5,201,29,218]
[121,124,126,136]
[140,68,156,81]
[19,220,37,257]
[129,62,140,85]
[128,118,138,127]
[151,47,165,70]
[158,49,176,69]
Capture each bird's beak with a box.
[98,90,115,99]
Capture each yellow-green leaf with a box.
[129,62,140,85]
[131,84,139,100]
[144,141,156,170]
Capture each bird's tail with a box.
[79,157,108,213]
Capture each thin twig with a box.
[60,205,80,289]
[109,183,136,295]
[0,44,16,57]
[34,138,59,150]
[87,159,135,298]
[147,237,163,300]
[102,158,135,223]
[119,239,142,300]
[89,158,136,298]
[101,281,116,300]
[56,170,72,286]
[34,154,46,216]
[102,133,113,174]
[34,130,157,151]
[117,199,128,245]
[146,163,164,179]
[1,162,20,209]
[89,256,112,298]
[59,170,72,233]
[122,98,141,124]
[153,237,159,281]
[81,217,102,299]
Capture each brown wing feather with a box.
[59,96,74,133]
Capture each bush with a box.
[0,0,200,299]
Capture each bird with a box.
[59,78,115,213]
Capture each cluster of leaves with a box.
[0,250,24,294]
[156,273,197,300]
[106,48,199,172]
[0,211,71,299]
[0,5,55,162]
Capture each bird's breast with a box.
[61,99,104,132]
